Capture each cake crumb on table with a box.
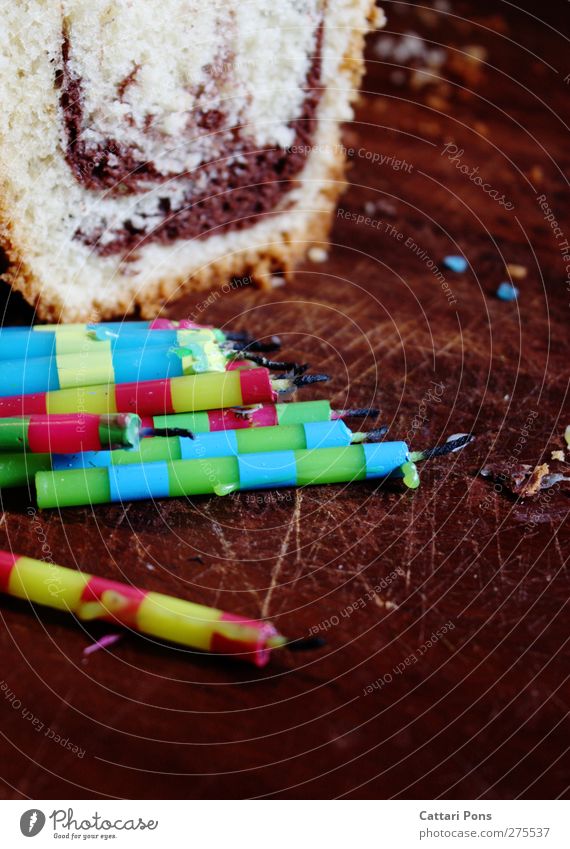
[505,263,528,280]
[270,276,286,288]
[308,246,329,264]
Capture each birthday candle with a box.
[0,368,320,418]
[0,319,278,358]
[143,400,378,433]
[0,339,231,397]
[35,442,411,508]
[0,413,141,454]
[0,323,229,360]
[0,550,285,666]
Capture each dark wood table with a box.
[1,0,568,799]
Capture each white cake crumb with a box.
[308,246,329,263]
[505,263,528,280]
[371,6,387,29]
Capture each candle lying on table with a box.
[0,368,326,418]
[35,442,410,508]
[0,321,277,360]
[0,413,141,454]
[0,337,298,397]
[34,435,473,507]
[0,326,225,360]
[0,341,231,397]
[0,550,286,666]
[142,400,380,434]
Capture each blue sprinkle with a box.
[443,255,468,273]
[496,282,519,301]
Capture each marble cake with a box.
[0,1,380,319]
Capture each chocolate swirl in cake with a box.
[58,16,324,256]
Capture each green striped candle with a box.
[35,442,411,509]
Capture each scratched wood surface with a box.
[0,0,568,799]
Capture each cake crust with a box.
[0,149,345,322]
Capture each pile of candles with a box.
[0,318,472,665]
